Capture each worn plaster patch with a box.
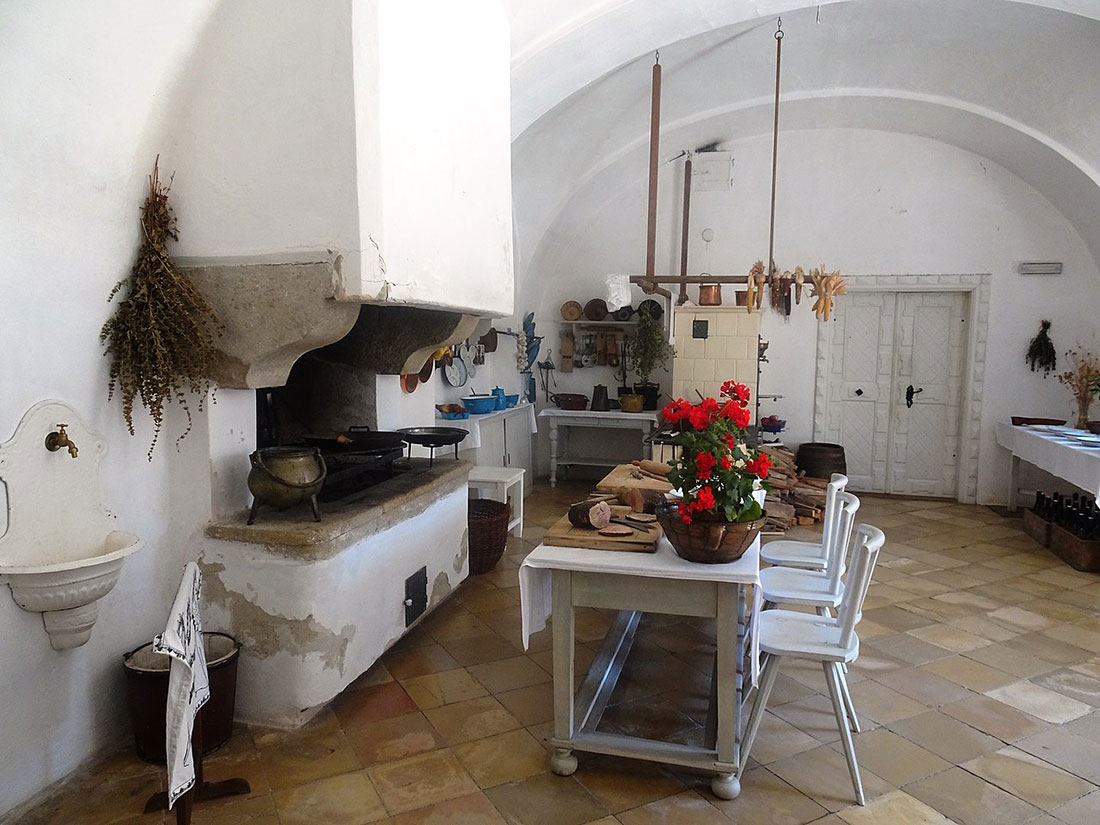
[453,526,469,574]
[429,570,453,611]
[199,560,353,675]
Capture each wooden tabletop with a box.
[596,463,674,492]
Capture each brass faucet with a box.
[45,423,79,458]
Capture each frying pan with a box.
[417,357,434,383]
[397,426,469,465]
[303,427,405,454]
[397,427,469,449]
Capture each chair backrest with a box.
[825,491,860,593]
[836,524,885,649]
[819,474,849,559]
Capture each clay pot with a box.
[619,394,644,413]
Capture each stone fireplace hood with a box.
[183,259,479,389]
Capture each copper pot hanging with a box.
[698,283,722,306]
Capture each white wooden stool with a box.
[468,467,525,537]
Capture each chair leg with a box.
[823,661,865,805]
[838,667,860,733]
[738,652,781,774]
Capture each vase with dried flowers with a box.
[1057,348,1100,429]
[655,381,770,562]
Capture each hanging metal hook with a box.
[654,50,660,64]
[775,17,784,40]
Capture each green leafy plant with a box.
[627,303,675,385]
[662,381,770,523]
[1025,320,1057,376]
[100,158,222,458]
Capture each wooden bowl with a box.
[1011,416,1067,426]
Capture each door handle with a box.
[905,385,923,408]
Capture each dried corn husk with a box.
[808,264,848,321]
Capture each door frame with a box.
[812,274,990,503]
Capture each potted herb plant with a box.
[627,303,675,410]
[655,380,770,562]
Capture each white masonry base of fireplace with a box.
[199,460,470,728]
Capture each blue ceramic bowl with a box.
[463,395,498,414]
[505,394,520,408]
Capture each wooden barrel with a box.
[795,442,847,479]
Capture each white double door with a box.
[821,291,967,497]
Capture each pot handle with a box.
[252,448,328,488]
[347,425,372,432]
[550,394,560,404]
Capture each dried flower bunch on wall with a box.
[100,157,222,458]
[1025,320,1057,376]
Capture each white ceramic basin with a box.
[0,530,144,650]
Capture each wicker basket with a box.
[656,502,765,564]
[468,498,511,574]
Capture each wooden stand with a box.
[144,713,250,823]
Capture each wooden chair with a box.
[760,473,847,570]
[740,524,885,805]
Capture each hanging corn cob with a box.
[809,265,848,321]
[746,260,765,313]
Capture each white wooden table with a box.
[518,536,761,800]
[537,408,661,487]
[995,422,1100,511]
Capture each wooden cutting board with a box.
[544,513,662,552]
[596,463,674,493]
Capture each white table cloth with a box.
[995,422,1100,505]
[440,403,536,450]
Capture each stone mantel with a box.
[206,459,472,560]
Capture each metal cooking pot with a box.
[551,393,589,411]
[247,447,326,518]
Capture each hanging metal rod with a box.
[629,274,750,285]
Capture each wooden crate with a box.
[1022,509,1051,548]
[1049,523,1100,574]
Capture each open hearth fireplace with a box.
[246,305,476,523]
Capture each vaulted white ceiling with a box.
[507,0,1100,272]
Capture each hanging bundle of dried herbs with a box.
[1025,320,1057,376]
[100,157,221,458]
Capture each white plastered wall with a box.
[516,129,1100,500]
[0,0,512,816]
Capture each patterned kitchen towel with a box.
[152,562,209,809]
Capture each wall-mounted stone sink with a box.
[0,401,142,650]
[0,530,143,650]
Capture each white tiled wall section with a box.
[671,307,761,403]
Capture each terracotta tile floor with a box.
[10,482,1100,825]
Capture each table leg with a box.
[1007,454,1020,512]
[550,571,577,776]
[549,423,559,488]
[710,581,740,800]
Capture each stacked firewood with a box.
[760,445,828,531]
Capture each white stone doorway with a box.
[813,275,990,503]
